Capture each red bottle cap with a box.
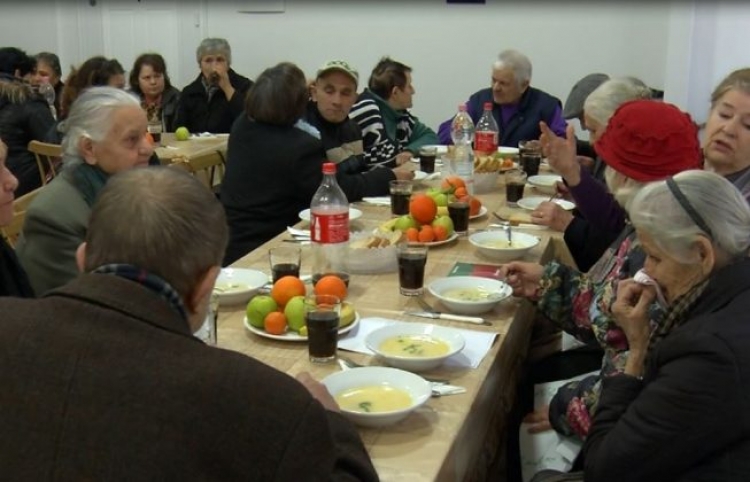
[322,162,336,174]
[483,102,493,110]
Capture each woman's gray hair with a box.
[196,38,231,65]
[583,77,653,127]
[605,165,645,208]
[59,86,140,166]
[492,49,532,88]
[629,170,750,264]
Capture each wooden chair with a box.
[27,140,63,186]
[168,150,225,192]
[1,187,42,248]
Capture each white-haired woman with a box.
[173,38,253,134]
[16,87,153,295]
[533,170,750,482]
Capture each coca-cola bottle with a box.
[310,162,350,285]
[474,102,499,154]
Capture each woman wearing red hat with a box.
[500,100,703,446]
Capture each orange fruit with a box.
[454,187,468,199]
[145,132,155,145]
[418,225,435,243]
[459,195,482,216]
[409,193,437,225]
[441,176,466,193]
[314,274,348,301]
[264,311,288,335]
[433,225,448,241]
[270,276,306,307]
[405,227,419,242]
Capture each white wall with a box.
[3,1,748,132]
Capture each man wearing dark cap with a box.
[563,73,610,160]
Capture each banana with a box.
[378,217,399,233]
[340,302,356,327]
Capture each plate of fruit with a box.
[243,275,359,341]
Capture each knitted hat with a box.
[563,73,610,119]
[316,60,359,87]
[594,100,702,182]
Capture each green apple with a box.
[433,193,448,207]
[175,126,190,141]
[436,206,449,217]
[432,215,455,236]
[426,187,442,199]
[284,295,306,332]
[246,295,278,328]
[394,215,418,232]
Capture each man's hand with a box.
[500,261,544,299]
[394,151,413,166]
[296,371,340,412]
[213,64,235,100]
[392,164,416,180]
[530,201,574,232]
[523,404,552,433]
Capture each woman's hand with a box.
[523,404,552,433]
[296,371,340,412]
[530,201,574,232]
[500,261,544,298]
[612,280,655,377]
[539,122,581,186]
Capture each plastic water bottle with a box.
[474,102,499,154]
[451,104,475,195]
[310,162,350,285]
[38,79,57,120]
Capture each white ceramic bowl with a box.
[528,174,563,195]
[428,276,512,315]
[365,322,465,372]
[469,230,541,261]
[322,367,432,427]
[213,268,269,305]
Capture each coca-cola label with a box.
[474,131,498,154]
[310,212,350,243]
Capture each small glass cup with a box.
[195,292,219,345]
[448,201,470,235]
[269,245,301,283]
[389,180,413,216]
[304,294,341,363]
[147,120,163,146]
[397,243,428,296]
[505,169,528,205]
[519,140,542,177]
[419,147,437,174]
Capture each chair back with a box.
[1,187,42,247]
[168,150,225,191]
[27,140,63,186]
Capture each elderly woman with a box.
[173,38,252,134]
[16,87,153,295]
[533,77,653,271]
[128,53,180,132]
[0,139,34,297]
[503,100,702,443]
[220,62,395,265]
[533,170,750,481]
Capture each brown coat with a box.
[0,273,379,481]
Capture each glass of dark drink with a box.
[147,120,163,146]
[418,147,437,174]
[304,294,341,363]
[396,243,428,296]
[269,246,301,283]
[519,140,542,177]
[389,180,413,216]
[505,169,527,205]
[447,201,470,235]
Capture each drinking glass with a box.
[389,180,413,216]
[397,243,428,296]
[505,169,528,205]
[519,140,542,177]
[195,292,219,345]
[419,147,437,173]
[269,245,301,283]
[304,294,341,363]
[448,201,470,235]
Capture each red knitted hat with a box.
[594,100,702,182]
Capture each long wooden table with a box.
[216,173,571,481]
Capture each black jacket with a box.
[584,258,750,481]
[0,238,34,298]
[173,69,252,134]
[0,74,56,196]
[220,115,393,265]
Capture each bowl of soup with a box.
[213,268,269,305]
[322,366,432,427]
[468,230,540,261]
[365,322,466,372]
[428,276,512,315]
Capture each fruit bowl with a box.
[365,322,465,372]
[322,367,432,427]
[469,230,540,261]
[213,268,268,305]
[428,276,512,315]
[474,171,499,194]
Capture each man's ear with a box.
[185,266,221,315]
[75,242,87,273]
[309,80,318,101]
[78,136,97,165]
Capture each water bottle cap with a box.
[322,162,336,174]
[483,102,493,110]
[458,103,467,111]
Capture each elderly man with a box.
[304,59,413,184]
[349,56,438,169]
[437,49,566,147]
[0,167,379,481]
[174,37,253,134]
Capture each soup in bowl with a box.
[213,268,269,305]
[365,322,465,372]
[428,276,512,315]
[469,230,540,261]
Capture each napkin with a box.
[361,197,391,206]
[337,317,497,369]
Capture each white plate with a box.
[517,196,575,211]
[298,207,363,222]
[498,146,520,156]
[528,174,563,187]
[420,144,449,155]
[422,231,459,247]
[243,310,361,341]
[414,170,427,181]
[213,268,269,305]
[470,205,488,220]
